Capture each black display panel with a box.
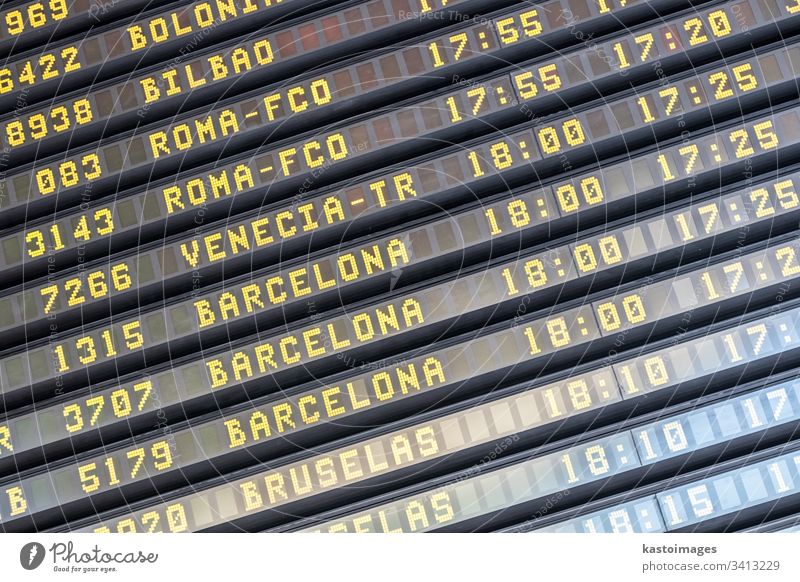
[4,164,799,474]
[2,0,800,535]
[1,86,798,415]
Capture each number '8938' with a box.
[4,99,93,147]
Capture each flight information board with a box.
[1,0,800,534]
[5,162,800,485]
[65,299,800,532]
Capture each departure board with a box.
[0,209,797,529]
[58,298,800,532]
[2,0,800,535]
